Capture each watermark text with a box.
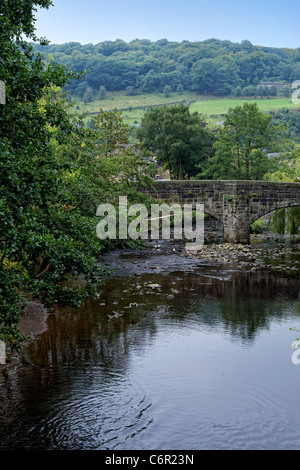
[291,339,300,365]
[0,80,6,105]
[292,80,300,105]
[96,196,204,251]
[0,341,6,365]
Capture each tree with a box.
[235,51,266,86]
[240,40,254,52]
[99,85,106,100]
[0,2,153,348]
[0,50,104,345]
[242,85,257,97]
[59,107,155,227]
[265,145,300,235]
[234,86,242,97]
[163,85,172,97]
[91,108,131,156]
[140,69,161,93]
[83,86,94,104]
[75,80,89,98]
[28,38,299,99]
[125,86,136,96]
[281,85,292,97]
[191,56,240,95]
[136,104,216,180]
[207,103,286,180]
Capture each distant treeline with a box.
[271,108,300,143]
[31,38,300,98]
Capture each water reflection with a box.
[21,269,300,368]
[0,243,300,450]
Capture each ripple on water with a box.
[24,372,154,450]
[199,382,300,450]
[0,240,299,450]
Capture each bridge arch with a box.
[138,180,300,244]
[250,201,300,225]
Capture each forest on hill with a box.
[31,38,300,99]
[1,0,299,349]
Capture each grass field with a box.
[189,97,299,117]
[75,91,300,126]
[76,90,195,115]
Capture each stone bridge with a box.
[139,180,300,244]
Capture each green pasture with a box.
[189,97,299,117]
[75,92,299,126]
[76,90,195,115]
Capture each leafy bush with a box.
[0,2,153,347]
[250,219,266,234]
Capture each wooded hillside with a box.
[31,38,300,98]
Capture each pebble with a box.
[180,239,300,273]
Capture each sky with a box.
[34,0,300,48]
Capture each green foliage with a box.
[241,85,257,97]
[1,3,298,349]
[99,85,106,100]
[68,107,155,218]
[280,85,292,97]
[268,208,286,234]
[271,109,300,143]
[30,38,299,98]
[0,1,153,346]
[190,97,298,118]
[136,104,216,180]
[206,103,287,180]
[91,108,131,156]
[251,218,266,234]
[191,55,240,95]
[287,207,300,235]
[83,86,94,104]
[265,145,300,234]
[163,85,172,98]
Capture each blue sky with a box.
[34,0,300,48]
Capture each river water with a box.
[0,238,300,450]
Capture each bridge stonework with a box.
[139,180,300,244]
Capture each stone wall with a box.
[139,180,300,243]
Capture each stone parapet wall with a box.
[139,180,300,243]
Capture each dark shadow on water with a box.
[0,237,299,450]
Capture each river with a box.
[0,236,299,450]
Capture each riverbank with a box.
[0,233,300,450]
[0,300,50,373]
[1,234,299,374]
[181,235,300,275]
